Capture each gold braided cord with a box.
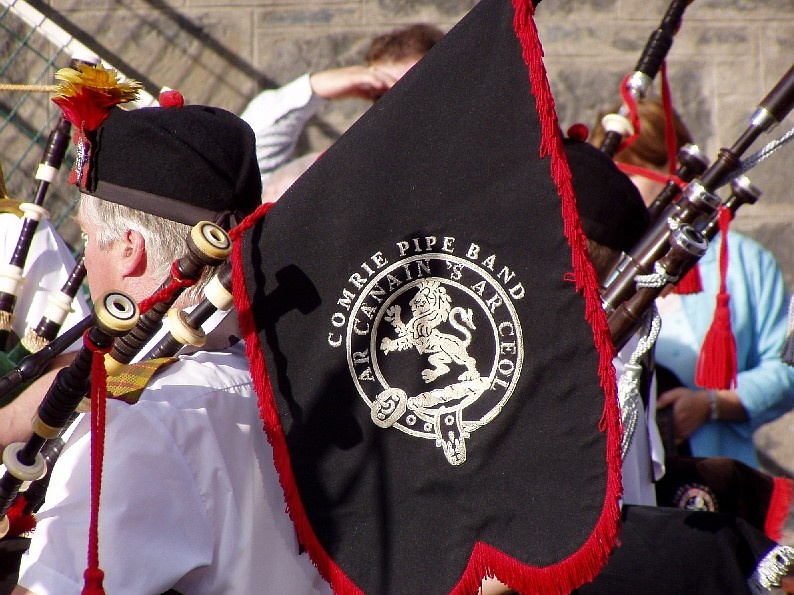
[21,330,49,354]
[0,83,58,93]
[0,311,12,332]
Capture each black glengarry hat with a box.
[564,138,649,253]
[86,104,261,229]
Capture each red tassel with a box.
[695,208,737,390]
[82,568,105,595]
[765,477,793,541]
[673,263,703,294]
[6,495,36,536]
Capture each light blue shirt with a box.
[654,231,794,468]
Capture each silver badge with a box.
[330,244,524,466]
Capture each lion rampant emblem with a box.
[351,257,522,467]
[380,279,479,383]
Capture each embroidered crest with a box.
[332,247,524,466]
[673,482,718,512]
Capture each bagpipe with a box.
[3,1,793,592]
[0,290,139,537]
[591,0,794,558]
[0,219,234,540]
[567,2,794,587]
[602,64,794,351]
[0,54,99,353]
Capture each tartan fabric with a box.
[106,357,177,405]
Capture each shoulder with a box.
[725,232,784,281]
[726,231,775,258]
[142,343,252,404]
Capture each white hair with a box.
[78,193,217,304]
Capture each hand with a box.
[309,65,397,101]
[656,387,711,444]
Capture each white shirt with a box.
[0,213,90,349]
[17,313,331,594]
[239,74,325,186]
[614,334,666,506]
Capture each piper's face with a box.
[77,202,126,301]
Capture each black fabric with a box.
[235,0,619,593]
[651,366,783,536]
[654,363,692,456]
[564,139,649,254]
[0,536,29,593]
[575,505,776,595]
[656,456,780,535]
[88,104,261,228]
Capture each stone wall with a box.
[4,0,794,284]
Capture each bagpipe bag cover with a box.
[231,0,622,592]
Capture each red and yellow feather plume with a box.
[52,63,141,131]
[51,63,141,186]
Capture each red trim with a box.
[453,1,622,593]
[765,476,793,541]
[229,203,362,594]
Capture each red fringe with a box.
[695,208,737,390]
[765,477,793,541]
[6,495,36,537]
[229,203,362,594]
[673,264,703,294]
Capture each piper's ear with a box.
[118,229,147,278]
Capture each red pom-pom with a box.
[159,89,184,108]
[566,123,589,143]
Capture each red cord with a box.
[82,332,113,595]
